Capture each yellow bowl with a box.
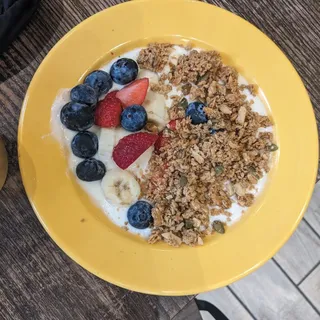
[18,0,318,295]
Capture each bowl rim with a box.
[18,0,319,295]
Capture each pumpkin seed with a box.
[225,183,234,197]
[213,221,225,234]
[181,83,192,95]
[214,165,224,176]
[185,220,193,229]
[268,143,278,152]
[179,97,188,109]
[179,175,188,187]
[197,71,210,84]
[248,166,260,179]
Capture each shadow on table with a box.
[0,0,64,83]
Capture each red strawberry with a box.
[167,119,182,131]
[154,132,170,153]
[95,93,122,128]
[113,132,158,169]
[105,90,119,101]
[116,78,149,108]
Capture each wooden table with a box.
[0,1,319,319]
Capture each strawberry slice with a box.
[167,119,182,131]
[113,132,158,169]
[95,92,122,128]
[105,90,119,101]
[116,78,149,108]
[154,132,170,153]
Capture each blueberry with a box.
[84,70,113,96]
[70,84,98,106]
[71,131,99,158]
[121,105,147,132]
[60,102,94,131]
[186,101,208,125]
[110,58,138,85]
[209,128,225,135]
[76,159,106,182]
[127,201,153,229]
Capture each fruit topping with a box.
[186,101,208,125]
[116,78,149,108]
[110,58,139,85]
[101,169,140,205]
[112,132,158,170]
[70,84,97,106]
[94,92,122,128]
[127,200,153,229]
[84,70,113,96]
[121,105,147,132]
[71,131,99,159]
[60,102,94,131]
[167,119,182,131]
[76,159,106,182]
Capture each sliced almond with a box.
[247,173,259,184]
[197,237,204,245]
[191,149,204,164]
[161,232,182,246]
[176,222,184,231]
[192,218,201,228]
[161,232,171,240]
[236,106,247,125]
[219,104,232,114]
[234,183,246,197]
[225,183,235,197]
[242,152,250,163]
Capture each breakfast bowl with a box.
[18,0,318,295]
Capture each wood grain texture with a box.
[0,0,319,319]
[172,300,202,320]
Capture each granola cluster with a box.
[137,43,173,73]
[138,44,275,247]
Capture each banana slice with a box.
[98,127,153,174]
[138,69,169,129]
[101,169,141,205]
[144,91,168,130]
[138,70,159,85]
[98,128,117,169]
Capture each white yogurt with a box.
[50,45,272,237]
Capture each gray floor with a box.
[196,182,320,320]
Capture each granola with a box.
[137,43,173,73]
[137,44,276,247]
